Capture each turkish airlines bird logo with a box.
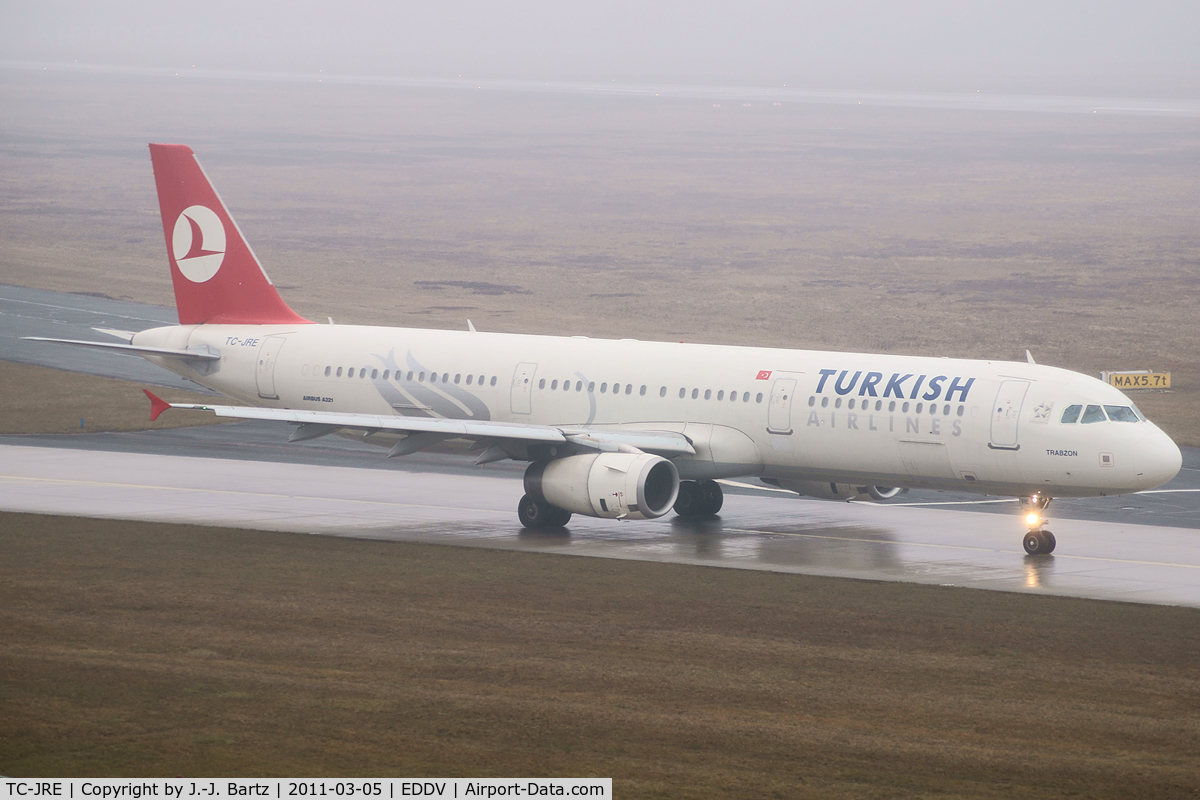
[171,205,226,283]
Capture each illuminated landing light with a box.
[1025,512,1042,529]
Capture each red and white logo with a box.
[171,205,226,283]
[756,370,772,380]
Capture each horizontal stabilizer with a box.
[23,337,220,361]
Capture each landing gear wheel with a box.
[697,479,724,516]
[673,481,702,517]
[518,494,572,529]
[1022,529,1056,556]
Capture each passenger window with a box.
[550,379,558,390]
[1080,404,1106,424]
[834,398,842,409]
[627,385,634,395]
[589,382,596,392]
[324,366,331,377]
[539,379,546,390]
[848,399,856,410]
[718,390,726,401]
[490,376,497,386]
[821,397,829,408]
[902,402,910,412]
[876,400,883,411]
[564,381,571,392]
[418,372,425,382]
[1060,404,1082,423]
[1104,405,1139,422]
[479,375,485,385]
[704,389,711,400]
[466,374,473,385]
[454,374,461,384]
[336,367,343,377]
[576,381,583,391]
[888,401,896,412]
[916,403,923,413]
[680,388,686,398]
[807,396,814,407]
[640,385,647,396]
[744,392,751,403]
[756,393,763,403]
[660,386,667,397]
[348,368,355,378]
[691,389,699,399]
[372,369,379,379]
[362,369,368,379]
[957,405,964,417]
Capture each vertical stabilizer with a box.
[149,144,310,325]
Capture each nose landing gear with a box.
[1020,493,1055,555]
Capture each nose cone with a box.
[1134,429,1183,490]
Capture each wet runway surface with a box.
[3,283,1199,607]
[2,428,1199,608]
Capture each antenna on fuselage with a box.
[1026,349,1036,364]
[467,319,477,333]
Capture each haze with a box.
[4,0,1199,96]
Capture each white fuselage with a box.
[133,322,1182,499]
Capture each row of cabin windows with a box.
[1060,404,1141,424]
[322,365,499,386]
[810,395,966,417]
[535,378,765,404]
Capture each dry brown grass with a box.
[0,360,225,434]
[2,512,1198,795]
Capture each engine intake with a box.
[525,453,680,520]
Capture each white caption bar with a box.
[1,781,612,800]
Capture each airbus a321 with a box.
[28,144,1183,555]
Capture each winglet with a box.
[144,389,172,422]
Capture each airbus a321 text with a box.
[27,144,1183,555]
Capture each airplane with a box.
[26,144,1183,555]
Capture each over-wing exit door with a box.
[510,362,537,414]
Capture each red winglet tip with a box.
[144,389,171,422]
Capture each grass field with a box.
[2,73,1198,443]
[0,360,224,434]
[2,512,1199,796]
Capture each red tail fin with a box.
[149,144,311,325]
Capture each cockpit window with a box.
[1080,404,1106,424]
[1060,404,1082,424]
[1131,404,1146,421]
[1104,405,1139,422]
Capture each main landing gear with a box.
[1020,493,1056,555]
[674,479,724,518]
[517,494,572,529]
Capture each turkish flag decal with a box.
[756,370,772,380]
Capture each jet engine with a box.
[764,479,903,502]
[525,453,680,520]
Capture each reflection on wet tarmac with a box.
[3,442,1200,608]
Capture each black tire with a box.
[673,480,702,517]
[518,494,571,529]
[518,494,549,528]
[1042,530,1056,554]
[1022,531,1045,556]
[697,479,724,516]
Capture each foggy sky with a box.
[3,0,1199,95]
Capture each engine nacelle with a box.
[764,479,903,503]
[525,453,680,520]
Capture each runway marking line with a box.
[0,474,511,515]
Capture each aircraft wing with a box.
[144,391,696,459]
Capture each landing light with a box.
[1025,512,1042,528]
